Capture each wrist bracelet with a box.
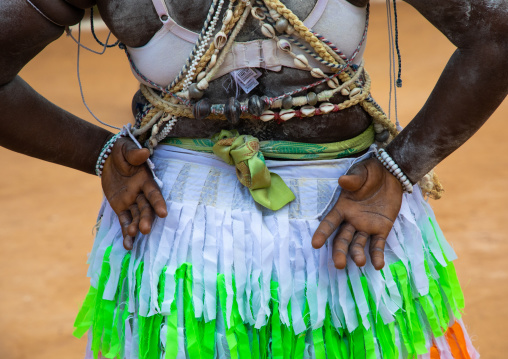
[375,148,413,193]
[95,132,124,177]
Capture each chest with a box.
[96,0,368,47]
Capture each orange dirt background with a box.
[1,3,507,358]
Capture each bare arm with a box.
[1,0,167,247]
[387,0,508,182]
[0,0,109,174]
[313,0,508,270]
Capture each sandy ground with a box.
[0,3,507,358]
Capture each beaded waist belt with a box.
[158,125,374,211]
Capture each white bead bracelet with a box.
[95,132,124,177]
[375,148,413,193]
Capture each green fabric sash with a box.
[160,125,374,211]
[211,131,295,211]
[160,125,374,160]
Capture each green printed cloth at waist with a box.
[160,124,374,160]
[159,125,374,211]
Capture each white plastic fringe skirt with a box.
[75,146,479,359]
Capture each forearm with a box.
[0,76,113,175]
[386,0,508,183]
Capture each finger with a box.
[370,235,386,270]
[123,235,134,251]
[121,139,151,166]
[118,211,135,250]
[332,223,355,269]
[137,194,156,235]
[127,204,141,238]
[312,206,344,249]
[143,181,168,218]
[118,210,133,239]
[349,231,369,267]
[338,167,367,192]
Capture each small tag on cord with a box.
[231,68,262,94]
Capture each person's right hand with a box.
[101,137,167,250]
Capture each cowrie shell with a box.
[261,23,276,39]
[340,88,350,96]
[279,109,296,121]
[251,7,266,20]
[300,105,316,117]
[208,54,217,68]
[269,9,280,21]
[260,110,275,122]
[319,102,335,114]
[196,72,206,81]
[277,39,292,53]
[286,25,295,35]
[197,78,209,91]
[223,9,233,24]
[293,54,309,69]
[327,77,339,89]
[349,87,362,97]
[310,68,326,78]
[214,32,227,49]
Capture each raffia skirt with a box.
[75,145,479,359]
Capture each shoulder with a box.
[96,0,161,47]
[20,0,96,26]
[345,0,369,7]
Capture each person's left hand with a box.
[101,137,168,250]
[311,157,403,270]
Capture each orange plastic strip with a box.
[450,322,472,359]
[445,329,463,359]
[430,345,440,359]
[445,321,474,359]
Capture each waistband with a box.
[159,124,374,160]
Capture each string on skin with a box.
[134,0,444,198]
[90,6,120,48]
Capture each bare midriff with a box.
[99,0,373,143]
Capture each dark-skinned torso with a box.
[66,0,372,143]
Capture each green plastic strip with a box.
[78,251,469,359]
[420,296,442,338]
[91,246,113,359]
[360,278,377,359]
[139,267,167,359]
[425,261,448,332]
[164,285,179,359]
[312,327,326,359]
[73,286,98,338]
[270,282,284,359]
[259,322,268,359]
[446,260,465,312]
[181,263,207,359]
[293,300,309,359]
[231,290,250,359]
[394,312,413,357]
[106,253,131,359]
[218,274,239,359]
[252,328,260,359]
[434,261,461,320]
[350,327,365,359]
[324,306,342,359]
[375,318,397,359]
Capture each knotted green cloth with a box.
[161,125,375,211]
[211,130,295,211]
